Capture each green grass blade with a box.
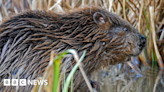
[62,49,86,92]
[53,51,68,92]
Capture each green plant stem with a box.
[62,50,86,92]
[53,51,68,92]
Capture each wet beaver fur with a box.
[0,6,146,92]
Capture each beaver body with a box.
[0,7,146,91]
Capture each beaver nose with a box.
[140,35,146,47]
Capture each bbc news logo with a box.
[3,79,48,86]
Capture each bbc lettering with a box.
[3,79,10,86]
[3,79,48,86]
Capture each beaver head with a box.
[91,11,146,66]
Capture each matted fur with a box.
[0,6,146,91]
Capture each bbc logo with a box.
[4,79,48,86]
[3,79,26,86]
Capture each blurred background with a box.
[0,0,164,92]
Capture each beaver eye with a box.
[123,27,128,31]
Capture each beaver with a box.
[0,6,146,92]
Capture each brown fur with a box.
[0,6,146,91]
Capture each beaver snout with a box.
[139,34,146,50]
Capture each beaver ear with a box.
[93,12,106,25]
